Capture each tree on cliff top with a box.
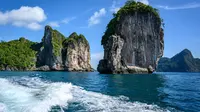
[62,32,89,48]
[101,1,163,45]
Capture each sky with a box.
[0,0,200,69]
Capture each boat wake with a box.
[0,76,170,112]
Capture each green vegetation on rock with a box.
[0,37,37,70]
[42,26,66,56]
[118,1,161,20]
[102,1,163,45]
[63,32,88,47]
[52,29,65,56]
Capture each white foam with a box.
[0,76,170,112]
[0,78,73,112]
[0,103,7,112]
[71,86,169,112]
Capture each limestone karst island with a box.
[97,1,164,74]
[0,0,200,112]
[0,26,93,71]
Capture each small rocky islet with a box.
[0,1,165,73]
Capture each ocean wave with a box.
[0,76,170,112]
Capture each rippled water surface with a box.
[0,72,199,112]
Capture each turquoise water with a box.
[0,72,199,112]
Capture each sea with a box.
[0,72,199,112]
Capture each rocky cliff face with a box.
[157,49,200,72]
[98,2,164,74]
[37,26,92,71]
[62,33,92,71]
[37,26,65,70]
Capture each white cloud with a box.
[135,0,149,5]
[158,3,200,10]
[48,17,76,28]
[48,21,60,27]
[110,1,120,13]
[62,17,76,24]
[0,6,47,30]
[27,22,42,30]
[88,8,106,27]
[91,52,104,69]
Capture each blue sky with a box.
[0,0,200,69]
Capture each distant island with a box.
[0,26,93,71]
[98,1,164,74]
[157,49,200,72]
